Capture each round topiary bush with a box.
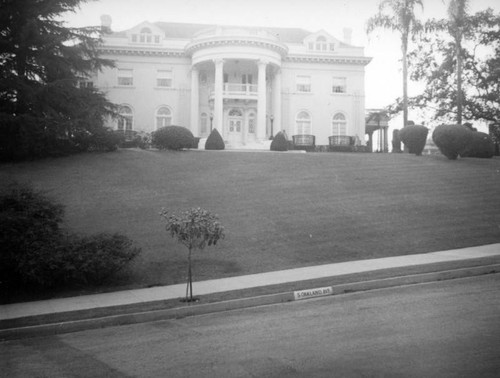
[399,125,429,156]
[432,124,472,160]
[151,126,194,150]
[270,131,288,151]
[205,128,225,150]
[460,131,495,158]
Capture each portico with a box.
[186,27,287,146]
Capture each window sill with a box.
[114,85,136,89]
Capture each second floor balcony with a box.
[209,83,258,100]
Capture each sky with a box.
[62,0,499,133]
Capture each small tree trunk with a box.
[186,247,193,301]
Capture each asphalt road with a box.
[2,274,500,377]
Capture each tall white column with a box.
[257,60,267,140]
[272,68,282,136]
[190,67,199,135]
[214,59,224,133]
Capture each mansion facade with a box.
[93,16,372,148]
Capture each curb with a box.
[1,261,499,341]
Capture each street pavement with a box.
[2,274,500,377]
[1,243,499,340]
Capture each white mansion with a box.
[93,16,373,148]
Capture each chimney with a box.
[100,14,112,33]
[343,27,352,45]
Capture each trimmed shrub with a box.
[432,124,493,159]
[460,131,495,158]
[399,125,429,156]
[151,125,194,150]
[432,124,470,160]
[88,128,124,152]
[270,131,288,151]
[0,184,140,292]
[205,128,225,150]
[119,131,152,149]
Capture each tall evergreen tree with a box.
[0,0,115,160]
[366,0,423,129]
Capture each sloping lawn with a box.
[2,149,499,297]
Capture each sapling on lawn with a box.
[160,207,225,302]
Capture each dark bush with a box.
[432,124,494,160]
[205,128,225,150]
[270,131,288,151]
[0,184,140,292]
[460,131,495,158]
[399,125,429,156]
[88,128,124,152]
[432,124,470,160]
[152,125,194,150]
[0,184,64,288]
[119,131,152,149]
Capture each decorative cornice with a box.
[99,47,186,57]
[98,45,372,66]
[186,38,288,57]
[285,55,372,66]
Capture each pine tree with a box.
[0,0,115,160]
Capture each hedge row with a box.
[432,124,495,160]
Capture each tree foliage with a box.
[407,8,500,124]
[160,208,225,302]
[0,0,116,160]
[366,0,423,127]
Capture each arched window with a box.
[156,106,172,128]
[332,113,347,136]
[118,105,133,139]
[200,112,208,134]
[296,111,311,135]
[228,109,243,117]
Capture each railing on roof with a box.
[193,26,279,41]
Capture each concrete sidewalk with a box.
[1,243,499,339]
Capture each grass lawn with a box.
[1,149,500,300]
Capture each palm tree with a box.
[447,0,468,125]
[367,0,423,129]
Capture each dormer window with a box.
[140,27,152,43]
[316,36,327,51]
[131,26,161,44]
[307,34,335,52]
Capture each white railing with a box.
[224,83,257,95]
[209,84,258,99]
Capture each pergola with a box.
[365,110,390,152]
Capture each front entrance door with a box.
[227,109,243,145]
